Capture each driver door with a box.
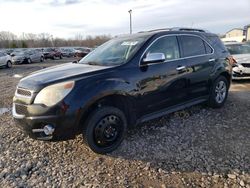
[136,36,189,116]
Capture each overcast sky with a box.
[0,0,250,38]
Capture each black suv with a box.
[13,28,232,154]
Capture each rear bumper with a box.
[12,103,79,141]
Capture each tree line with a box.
[0,31,111,48]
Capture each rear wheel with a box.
[82,106,127,154]
[208,76,229,108]
[6,61,12,68]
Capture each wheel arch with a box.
[218,71,231,87]
[77,93,137,132]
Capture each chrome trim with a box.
[209,58,215,62]
[15,87,34,99]
[176,66,186,71]
[143,53,166,63]
[32,129,44,133]
[12,104,25,119]
[139,34,215,67]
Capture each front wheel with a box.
[82,106,127,154]
[6,61,12,68]
[208,76,229,108]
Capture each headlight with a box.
[34,81,75,106]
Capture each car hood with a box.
[18,63,112,91]
[232,54,250,64]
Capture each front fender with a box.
[64,77,135,120]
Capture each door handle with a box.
[176,66,186,71]
[209,58,215,62]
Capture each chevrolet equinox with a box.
[13,28,232,154]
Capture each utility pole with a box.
[128,9,132,34]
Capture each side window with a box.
[207,36,228,53]
[204,41,213,54]
[146,36,180,61]
[180,36,206,57]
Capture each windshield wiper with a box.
[87,62,100,66]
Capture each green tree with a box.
[10,42,17,48]
[21,40,28,48]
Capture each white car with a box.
[0,51,12,68]
[225,42,250,80]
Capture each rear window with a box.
[179,36,206,57]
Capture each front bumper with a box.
[12,102,79,141]
[232,66,250,80]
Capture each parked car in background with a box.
[11,49,44,64]
[74,47,91,59]
[61,48,75,58]
[43,48,62,60]
[2,49,15,55]
[0,52,12,68]
[225,42,250,80]
[13,28,232,154]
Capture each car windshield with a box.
[226,44,250,55]
[79,36,148,66]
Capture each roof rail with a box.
[170,27,207,33]
[138,28,171,33]
[138,27,209,34]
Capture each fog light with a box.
[43,125,55,135]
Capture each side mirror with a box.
[141,53,165,66]
[72,60,78,64]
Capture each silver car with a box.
[12,49,44,64]
[0,52,12,68]
[225,42,250,80]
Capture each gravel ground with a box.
[0,59,249,188]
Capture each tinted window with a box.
[180,36,206,57]
[145,36,180,61]
[207,36,227,53]
[204,41,213,54]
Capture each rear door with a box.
[178,35,215,100]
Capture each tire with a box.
[6,61,12,68]
[60,55,62,59]
[40,56,44,62]
[82,106,127,154]
[208,76,229,108]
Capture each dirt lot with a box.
[0,59,249,188]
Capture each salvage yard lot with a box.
[0,60,249,187]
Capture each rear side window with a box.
[207,36,227,53]
[179,36,206,57]
[146,36,180,61]
[204,42,213,54]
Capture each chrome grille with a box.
[15,104,28,116]
[17,88,32,97]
